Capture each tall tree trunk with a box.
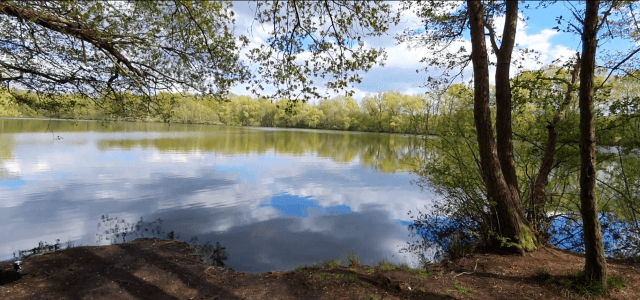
[530,54,580,232]
[494,0,520,201]
[467,0,535,254]
[579,0,607,284]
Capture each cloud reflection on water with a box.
[0,120,432,271]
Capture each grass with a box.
[367,294,380,300]
[454,281,476,295]
[574,279,606,297]
[563,271,628,297]
[347,252,360,266]
[412,267,432,278]
[321,258,342,268]
[607,275,627,291]
[377,259,418,272]
[396,263,412,271]
[378,259,395,271]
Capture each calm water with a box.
[0,118,434,272]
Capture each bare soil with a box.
[1,238,638,299]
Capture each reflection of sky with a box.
[0,178,27,190]
[262,193,352,218]
[0,122,435,272]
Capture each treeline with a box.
[1,68,640,146]
[0,88,448,135]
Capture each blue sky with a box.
[229,1,636,103]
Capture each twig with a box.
[202,266,214,279]
[453,259,478,278]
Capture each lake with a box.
[0,118,433,273]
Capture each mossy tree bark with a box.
[578,0,607,284]
[467,0,536,254]
[492,0,520,202]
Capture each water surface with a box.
[0,118,433,272]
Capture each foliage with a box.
[249,1,400,101]
[0,88,446,135]
[453,281,476,296]
[397,1,473,88]
[321,259,342,269]
[378,259,395,271]
[404,84,489,262]
[405,67,640,262]
[606,276,627,291]
[0,88,21,116]
[0,1,249,118]
[411,267,432,279]
[562,271,627,297]
[346,252,360,267]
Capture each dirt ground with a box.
[0,238,638,299]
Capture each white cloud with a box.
[0,127,434,266]
[490,13,578,79]
[229,2,581,100]
[31,160,51,173]
[2,160,21,175]
[383,43,425,69]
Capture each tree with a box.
[0,1,249,118]
[466,0,536,253]
[362,93,387,132]
[0,88,21,116]
[274,98,305,127]
[318,97,342,129]
[382,91,404,133]
[552,0,640,285]
[578,0,607,284]
[249,1,400,101]
[400,95,424,134]
[386,0,538,252]
[343,96,362,130]
[509,58,583,234]
[301,105,324,128]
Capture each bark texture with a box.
[578,0,607,284]
[494,0,520,201]
[467,0,535,254]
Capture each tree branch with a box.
[599,46,640,88]
[0,1,143,78]
[483,22,499,55]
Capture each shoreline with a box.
[0,116,438,138]
[1,238,637,299]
